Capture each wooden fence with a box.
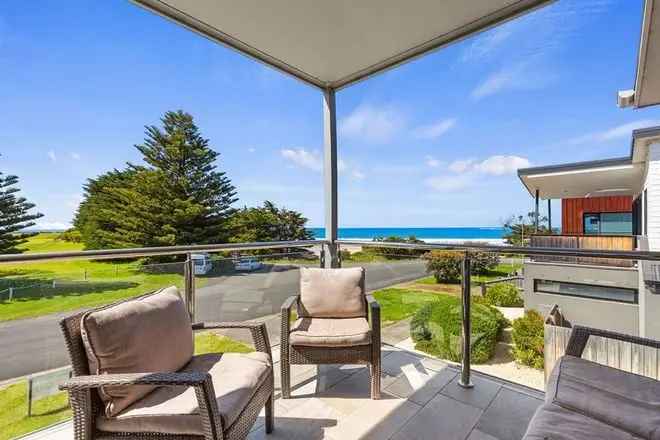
[531,234,636,267]
[544,323,660,383]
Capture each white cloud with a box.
[449,155,530,176]
[425,156,443,168]
[425,175,473,192]
[47,150,57,163]
[470,60,556,100]
[461,23,515,63]
[70,152,81,160]
[449,159,475,173]
[413,118,456,140]
[247,147,256,153]
[473,155,530,176]
[33,221,70,231]
[280,149,366,180]
[351,169,365,180]
[567,120,660,145]
[280,148,322,171]
[339,104,404,143]
[66,194,83,209]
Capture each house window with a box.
[583,212,632,235]
[534,279,638,304]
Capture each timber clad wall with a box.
[561,196,633,234]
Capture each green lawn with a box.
[416,263,522,285]
[373,288,448,326]
[0,234,187,321]
[17,233,84,254]
[0,332,252,440]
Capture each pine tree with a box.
[75,111,238,249]
[0,172,43,254]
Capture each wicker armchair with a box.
[280,267,381,400]
[59,287,274,440]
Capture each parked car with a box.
[191,253,212,275]
[235,257,263,272]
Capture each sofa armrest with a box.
[60,371,211,390]
[566,325,660,357]
[366,295,380,336]
[193,321,272,358]
[281,295,299,347]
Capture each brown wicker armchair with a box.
[280,267,381,400]
[59,287,274,440]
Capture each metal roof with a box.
[518,126,660,199]
[628,0,660,108]
[131,0,554,90]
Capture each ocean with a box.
[308,227,505,243]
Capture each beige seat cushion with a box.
[546,355,660,440]
[289,317,371,347]
[299,267,365,318]
[523,403,643,440]
[97,352,271,435]
[81,286,193,417]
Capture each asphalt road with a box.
[0,261,428,381]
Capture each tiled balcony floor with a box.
[22,345,543,440]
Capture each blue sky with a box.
[2,0,659,229]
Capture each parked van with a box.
[235,257,263,272]
[191,253,212,275]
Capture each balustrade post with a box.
[459,252,474,388]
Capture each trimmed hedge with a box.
[485,283,523,307]
[410,295,506,363]
[512,310,544,369]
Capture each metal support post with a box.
[184,253,196,320]
[323,88,340,268]
[459,253,474,388]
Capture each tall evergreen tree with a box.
[75,111,238,249]
[228,201,313,244]
[0,172,43,254]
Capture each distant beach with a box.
[308,227,506,245]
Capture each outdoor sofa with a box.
[59,286,274,440]
[280,266,381,399]
[524,325,660,440]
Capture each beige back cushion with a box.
[81,286,193,417]
[299,267,366,318]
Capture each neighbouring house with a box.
[518,125,660,339]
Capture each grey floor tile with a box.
[392,394,482,440]
[385,364,457,405]
[380,350,426,376]
[440,374,502,409]
[475,387,543,440]
[467,429,500,440]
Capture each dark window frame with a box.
[534,279,638,304]
[581,211,633,236]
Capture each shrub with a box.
[512,310,544,369]
[57,228,82,243]
[485,283,523,307]
[470,252,499,275]
[410,295,506,363]
[424,250,462,283]
[366,235,427,259]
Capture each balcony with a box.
[3,240,659,440]
[29,347,544,440]
[529,234,637,267]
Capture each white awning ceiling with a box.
[131,0,553,89]
[518,159,645,200]
[632,0,660,108]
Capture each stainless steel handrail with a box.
[0,240,323,263]
[337,239,660,261]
